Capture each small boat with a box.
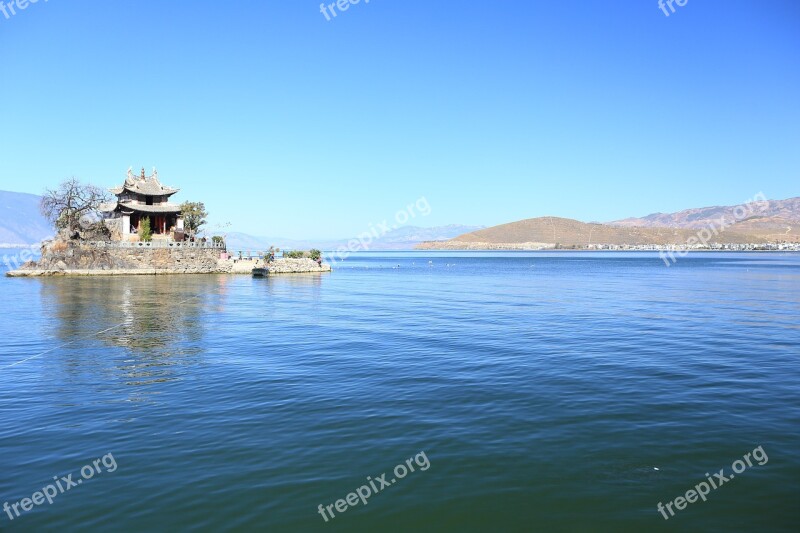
[252,267,269,277]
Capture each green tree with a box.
[309,249,322,261]
[180,201,208,239]
[139,217,153,242]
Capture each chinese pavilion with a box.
[101,167,184,240]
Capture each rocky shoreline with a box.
[220,257,332,275]
[5,240,331,277]
[6,258,332,277]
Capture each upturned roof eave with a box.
[116,202,183,214]
[119,185,180,197]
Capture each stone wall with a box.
[28,240,223,274]
[218,257,332,274]
[8,240,333,276]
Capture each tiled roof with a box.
[123,176,179,196]
[109,168,179,197]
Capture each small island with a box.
[6,168,331,277]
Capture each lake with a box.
[1,252,798,532]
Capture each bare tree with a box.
[40,178,111,238]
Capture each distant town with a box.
[417,241,800,252]
[587,242,800,252]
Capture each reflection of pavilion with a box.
[40,276,225,390]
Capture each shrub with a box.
[139,218,152,242]
[309,249,322,261]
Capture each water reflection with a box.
[251,273,327,327]
[39,276,226,391]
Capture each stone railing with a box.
[85,240,226,250]
[227,251,266,258]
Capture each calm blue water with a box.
[1,252,799,532]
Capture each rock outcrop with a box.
[217,257,332,274]
[6,239,332,276]
[23,240,222,273]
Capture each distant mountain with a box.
[360,224,484,250]
[0,191,53,246]
[418,216,706,249]
[226,225,482,252]
[0,190,476,250]
[224,232,312,252]
[610,197,800,229]
[418,197,800,250]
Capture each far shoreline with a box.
[339,249,800,253]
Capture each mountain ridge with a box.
[610,197,800,229]
[225,224,484,251]
[417,197,800,249]
[0,191,53,246]
[5,189,799,250]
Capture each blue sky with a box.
[0,0,798,238]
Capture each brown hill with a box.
[446,217,701,247]
[416,196,800,250]
[724,216,800,241]
[416,214,800,250]
[611,197,800,229]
